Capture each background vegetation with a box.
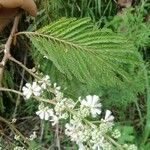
[0,0,150,149]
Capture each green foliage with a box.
[117,126,136,144]
[105,2,150,48]
[28,0,117,31]
[20,17,145,108]
[23,18,139,86]
[0,1,150,149]
[43,0,116,19]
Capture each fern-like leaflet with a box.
[17,18,140,87]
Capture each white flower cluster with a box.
[22,75,138,150]
[65,96,116,150]
[22,75,50,99]
[14,146,26,150]
[29,131,37,141]
[36,102,59,126]
[80,95,102,118]
[123,144,138,150]
[63,95,137,150]
[35,84,76,125]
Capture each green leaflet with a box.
[20,17,140,87]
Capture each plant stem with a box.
[0,116,29,147]
[0,87,23,95]
[9,56,40,80]
[139,55,150,144]
[0,87,56,105]
[0,14,20,85]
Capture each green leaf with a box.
[20,17,140,87]
[117,126,135,144]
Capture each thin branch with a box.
[0,87,23,95]
[9,56,55,94]
[0,87,56,105]
[13,51,27,118]
[0,116,29,147]
[9,56,40,80]
[55,123,61,150]
[0,14,21,86]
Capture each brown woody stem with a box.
[0,14,20,86]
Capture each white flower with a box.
[104,110,114,122]
[36,103,60,125]
[123,144,138,150]
[79,106,90,118]
[50,115,59,126]
[81,95,102,117]
[65,121,85,143]
[99,122,112,134]
[54,83,61,94]
[22,83,32,99]
[78,142,86,150]
[22,82,42,99]
[59,112,69,119]
[128,145,138,150]
[38,75,51,89]
[55,98,75,116]
[36,103,54,120]
[11,118,17,123]
[14,146,26,150]
[112,129,121,139]
[92,141,104,150]
[14,135,20,141]
[65,119,91,147]
[91,126,104,143]
[29,131,37,141]
[54,100,66,114]
[43,55,48,59]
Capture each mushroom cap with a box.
[0,0,37,16]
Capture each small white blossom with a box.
[65,120,85,144]
[128,145,138,150]
[112,129,121,139]
[79,107,90,118]
[50,115,59,126]
[123,144,138,150]
[101,142,112,150]
[59,112,69,119]
[38,75,51,89]
[81,95,102,117]
[11,118,17,123]
[22,82,42,99]
[54,83,61,94]
[29,131,37,141]
[55,91,64,101]
[54,100,66,114]
[99,122,111,134]
[92,140,104,150]
[14,146,26,150]
[91,126,104,143]
[36,103,60,125]
[14,135,20,141]
[36,103,54,120]
[54,98,75,119]
[22,83,32,99]
[43,55,48,59]
[104,110,114,122]
[78,142,86,150]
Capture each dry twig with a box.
[0,14,21,86]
